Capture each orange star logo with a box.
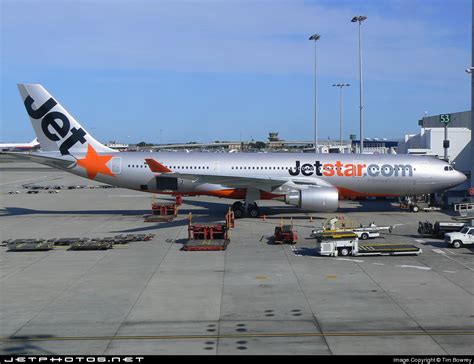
[76,145,115,179]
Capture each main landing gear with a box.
[232,201,260,218]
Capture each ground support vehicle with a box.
[6,239,53,251]
[444,224,474,248]
[454,203,474,220]
[399,195,440,212]
[317,238,422,257]
[182,213,230,251]
[418,221,466,237]
[69,240,113,250]
[144,202,178,222]
[274,224,298,245]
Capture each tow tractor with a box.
[399,195,441,213]
[311,217,392,241]
[273,220,298,245]
[317,236,422,257]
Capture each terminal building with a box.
[398,111,473,203]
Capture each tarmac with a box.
[0,161,473,355]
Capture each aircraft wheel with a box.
[232,201,245,219]
[232,201,243,210]
[233,207,245,219]
[247,204,260,218]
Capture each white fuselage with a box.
[64,151,466,199]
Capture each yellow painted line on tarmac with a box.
[1,330,473,342]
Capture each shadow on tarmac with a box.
[1,207,151,217]
[1,335,57,355]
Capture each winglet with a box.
[145,158,173,173]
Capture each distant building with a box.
[398,111,472,203]
[105,141,129,151]
[351,138,398,154]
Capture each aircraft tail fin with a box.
[17,84,114,156]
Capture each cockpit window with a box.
[444,166,454,171]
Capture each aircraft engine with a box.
[285,187,339,212]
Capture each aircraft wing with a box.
[145,158,333,192]
[1,152,77,170]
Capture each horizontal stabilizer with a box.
[1,152,76,170]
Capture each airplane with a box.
[0,138,39,152]
[3,84,467,218]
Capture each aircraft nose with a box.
[455,171,467,185]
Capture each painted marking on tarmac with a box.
[415,239,426,243]
[2,330,473,342]
[442,270,457,274]
[396,265,431,271]
[289,246,302,256]
[335,258,364,263]
[373,263,385,266]
[445,249,456,255]
[432,249,474,271]
[437,254,474,272]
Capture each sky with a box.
[0,0,471,144]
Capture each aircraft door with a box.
[111,157,122,174]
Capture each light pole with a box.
[351,15,367,153]
[332,83,350,146]
[309,34,321,153]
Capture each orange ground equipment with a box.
[182,212,231,251]
[144,199,179,222]
[273,219,298,245]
